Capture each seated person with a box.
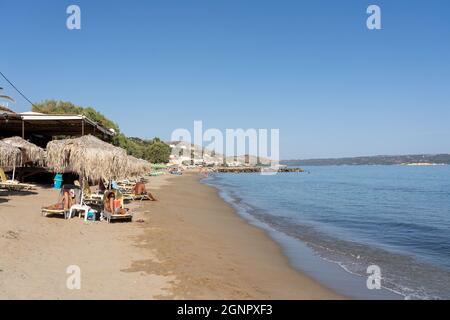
[44,188,74,211]
[104,191,128,215]
[133,180,157,201]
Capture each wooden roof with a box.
[0,112,114,140]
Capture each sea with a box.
[203,165,450,300]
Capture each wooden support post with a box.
[82,119,85,136]
[22,120,25,139]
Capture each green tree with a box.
[33,100,172,162]
[144,138,171,163]
[33,100,120,132]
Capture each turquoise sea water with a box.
[204,165,450,299]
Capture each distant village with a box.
[167,140,275,168]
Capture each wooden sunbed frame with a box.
[101,209,133,223]
[41,208,69,219]
[120,192,152,202]
[0,182,36,191]
[0,168,36,191]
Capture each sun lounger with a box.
[0,181,36,191]
[101,208,133,223]
[117,180,135,188]
[118,185,134,194]
[120,192,135,202]
[41,207,69,218]
[124,193,152,201]
[149,171,165,176]
[0,168,36,191]
[82,184,105,206]
[83,192,104,205]
[116,178,148,190]
[115,180,154,202]
[101,190,133,223]
[115,184,139,201]
[116,186,153,201]
[41,187,81,219]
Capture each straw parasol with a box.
[0,140,21,168]
[45,135,131,182]
[2,136,45,166]
[126,155,151,178]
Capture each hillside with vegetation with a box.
[32,100,171,163]
[281,154,450,166]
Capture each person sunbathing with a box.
[104,192,128,215]
[133,181,157,201]
[44,189,74,210]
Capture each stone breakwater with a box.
[214,167,304,173]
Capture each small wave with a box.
[204,174,450,300]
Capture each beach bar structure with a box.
[0,111,114,145]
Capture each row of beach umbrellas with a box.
[0,135,151,182]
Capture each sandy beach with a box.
[0,172,341,299]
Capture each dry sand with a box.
[0,172,342,299]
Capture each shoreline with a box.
[133,172,343,299]
[0,172,342,299]
[204,173,403,300]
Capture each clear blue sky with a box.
[1,0,449,159]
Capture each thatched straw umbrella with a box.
[0,140,21,168]
[46,135,130,182]
[2,136,45,166]
[127,155,151,178]
[0,140,22,180]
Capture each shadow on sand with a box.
[0,190,38,197]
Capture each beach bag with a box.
[86,209,96,221]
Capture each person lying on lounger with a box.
[44,189,74,211]
[104,192,128,215]
[133,180,157,201]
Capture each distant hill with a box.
[281,154,450,166]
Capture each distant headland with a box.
[281,154,450,166]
